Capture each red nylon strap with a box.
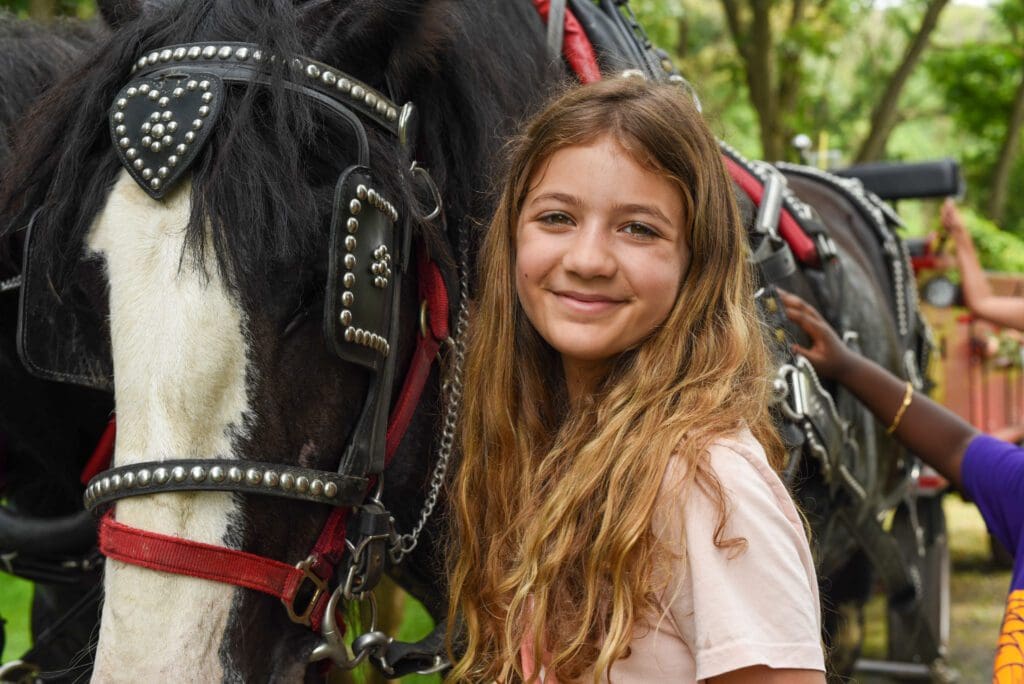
[531,0,602,84]
[80,418,117,485]
[384,246,450,462]
[721,155,819,266]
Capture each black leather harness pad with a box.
[17,213,114,391]
[109,72,225,200]
[324,165,398,372]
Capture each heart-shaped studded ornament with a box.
[109,72,225,200]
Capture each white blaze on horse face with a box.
[87,171,250,681]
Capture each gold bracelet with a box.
[886,381,914,435]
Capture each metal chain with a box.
[0,274,22,293]
[390,223,469,565]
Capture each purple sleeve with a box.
[961,434,1024,558]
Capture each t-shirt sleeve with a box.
[961,434,1024,559]
[656,435,825,681]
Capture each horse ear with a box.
[96,0,140,29]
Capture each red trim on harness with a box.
[531,1,602,84]
[96,246,452,632]
[80,418,116,485]
[721,156,820,266]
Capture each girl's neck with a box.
[561,356,611,405]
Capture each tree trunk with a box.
[854,0,950,162]
[987,62,1024,224]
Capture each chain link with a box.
[0,274,22,293]
[390,223,470,565]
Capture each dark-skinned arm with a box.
[778,289,977,491]
[943,199,1024,331]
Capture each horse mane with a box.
[0,0,554,303]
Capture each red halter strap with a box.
[96,246,451,632]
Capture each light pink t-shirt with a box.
[522,429,825,682]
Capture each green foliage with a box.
[959,206,1024,273]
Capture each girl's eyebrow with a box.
[527,191,583,208]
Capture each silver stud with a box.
[192,119,203,130]
[161,110,172,121]
[202,45,217,58]
[157,166,169,179]
[344,254,356,269]
[184,131,196,143]
[376,101,388,116]
[175,144,187,155]
[346,217,358,233]
[138,469,152,486]
[126,87,138,97]
[252,50,263,62]
[148,51,160,63]
[154,467,169,484]
[100,478,111,494]
[351,85,365,100]
[337,78,352,93]
[113,112,125,123]
[116,97,128,109]
[306,64,320,79]
[141,135,152,146]
[345,236,356,251]
[123,472,136,488]
[173,47,187,60]
[115,125,127,136]
[263,470,279,487]
[190,466,206,482]
[160,49,173,62]
[343,273,356,288]
[187,46,202,59]
[137,57,147,69]
[158,96,169,107]
[228,467,243,483]
[374,276,385,288]
[386,107,398,122]
[340,310,352,326]
[150,178,161,190]
[349,199,361,215]
[198,105,210,117]
[111,474,122,490]
[344,328,355,342]
[167,121,178,133]
[151,123,165,137]
[310,479,324,496]
[150,141,162,153]
[324,482,338,498]
[296,476,309,493]
[202,91,213,104]
[218,46,232,59]
[365,93,377,108]
[356,184,367,200]
[148,112,160,123]
[187,79,198,91]
[141,168,153,180]
[148,90,160,101]
[199,80,211,90]
[280,473,295,491]
[322,71,337,86]
[172,87,185,97]
[341,291,354,307]
[371,263,381,275]
[171,466,186,482]
[168,155,179,167]
[235,47,249,60]
[161,135,172,146]
[132,159,144,170]
[210,466,225,482]
[139,84,151,94]
[246,468,262,485]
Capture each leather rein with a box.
[81,42,456,673]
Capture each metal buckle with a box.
[283,556,328,626]
[419,300,429,338]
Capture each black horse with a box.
[0,0,940,679]
[0,13,112,680]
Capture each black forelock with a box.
[0,0,554,304]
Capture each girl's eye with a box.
[622,222,659,238]
[540,212,573,226]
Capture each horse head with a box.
[0,0,553,679]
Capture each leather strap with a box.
[531,0,601,83]
[546,0,567,65]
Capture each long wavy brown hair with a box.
[446,77,784,682]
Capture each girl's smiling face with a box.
[515,135,690,385]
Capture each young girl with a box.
[446,77,826,683]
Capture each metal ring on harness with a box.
[410,162,442,222]
[309,587,379,669]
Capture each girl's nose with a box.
[561,224,617,279]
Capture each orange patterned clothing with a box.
[962,436,1024,683]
